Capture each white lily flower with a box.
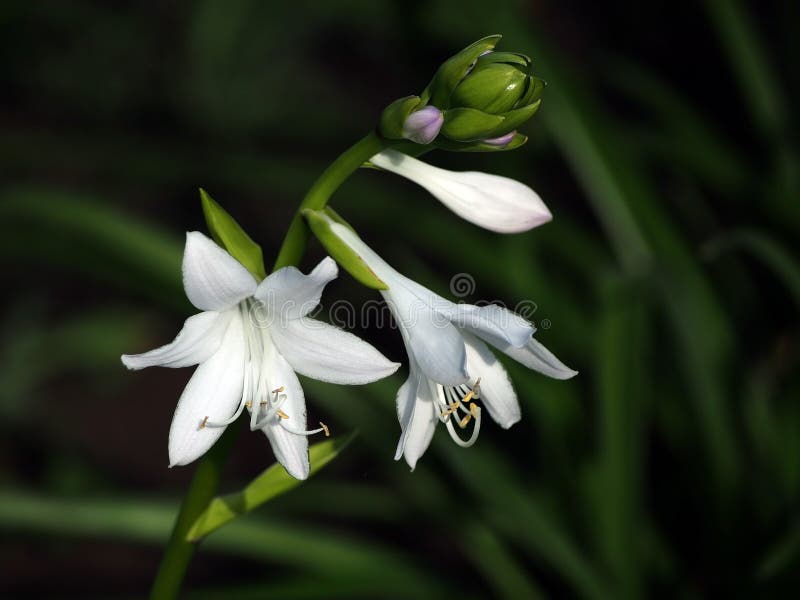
[370,149,552,234]
[321,216,577,469]
[122,232,399,479]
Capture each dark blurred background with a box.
[2,1,799,598]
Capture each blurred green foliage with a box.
[1,0,798,598]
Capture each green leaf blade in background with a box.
[187,432,357,542]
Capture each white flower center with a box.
[200,300,329,438]
[435,377,482,447]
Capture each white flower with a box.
[121,232,399,479]
[320,216,577,469]
[370,149,552,234]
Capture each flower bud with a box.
[377,35,545,151]
[402,106,443,144]
[481,131,517,147]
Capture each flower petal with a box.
[260,342,310,480]
[168,313,245,467]
[463,332,520,428]
[492,333,578,380]
[270,317,400,385]
[394,363,438,470]
[183,231,257,311]
[254,256,338,320]
[385,283,469,386]
[121,310,232,370]
[323,218,467,384]
[371,149,552,233]
[443,303,534,348]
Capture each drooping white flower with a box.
[370,149,551,234]
[122,232,399,479]
[318,214,577,469]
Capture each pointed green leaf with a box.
[200,188,266,280]
[303,208,389,290]
[490,99,542,136]
[441,108,506,141]
[187,432,356,542]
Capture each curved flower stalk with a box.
[370,149,551,233]
[306,210,577,469]
[122,232,399,479]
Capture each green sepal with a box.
[303,207,388,290]
[490,99,542,136]
[378,95,423,140]
[186,432,356,542]
[434,132,528,152]
[449,63,527,114]
[423,34,502,109]
[440,107,506,141]
[200,189,266,280]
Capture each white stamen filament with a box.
[436,378,482,447]
[201,301,329,438]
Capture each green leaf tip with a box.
[200,188,267,280]
[303,208,389,290]
[186,431,358,542]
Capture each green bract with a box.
[200,188,267,279]
[377,35,545,151]
[303,207,388,290]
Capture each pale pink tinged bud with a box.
[402,106,444,145]
[481,130,517,147]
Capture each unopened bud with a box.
[402,106,443,144]
[481,131,517,147]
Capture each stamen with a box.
[437,378,484,447]
[320,422,330,437]
[199,416,209,429]
[276,409,289,419]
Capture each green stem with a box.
[149,130,388,600]
[273,131,387,269]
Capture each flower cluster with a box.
[122,35,576,478]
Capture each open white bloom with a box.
[320,215,577,469]
[370,149,551,233]
[122,232,399,479]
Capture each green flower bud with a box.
[377,35,545,150]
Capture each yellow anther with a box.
[462,390,475,403]
[459,414,472,428]
[272,386,285,395]
[260,400,267,407]
[200,416,209,429]
[276,409,290,419]
[470,403,480,417]
[245,401,252,409]
[440,402,460,418]
[320,422,330,437]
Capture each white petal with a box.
[168,313,245,467]
[260,342,309,480]
[254,256,337,320]
[269,317,399,385]
[463,332,520,428]
[371,149,552,233]
[492,333,578,380]
[385,284,468,386]
[183,232,258,311]
[394,363,438,470]
[442,303,534,348]
[325,217,467,384]
[121,310,232,370]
